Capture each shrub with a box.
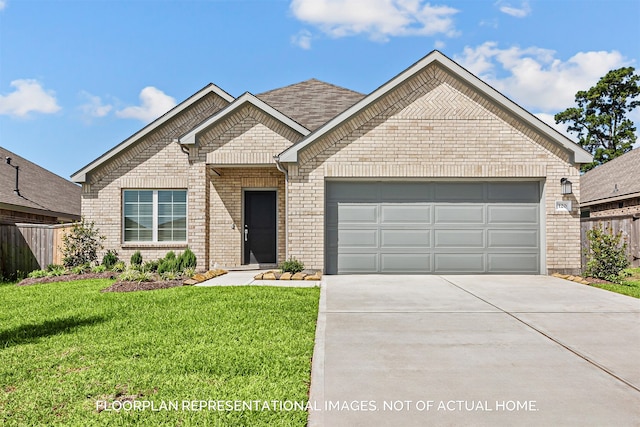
[91,265,107,273]
[160,271,179,280]
[101,250,119,269]
[142,260,160,273]
[130,250,143,267]
[112,261,126,272]
[158,258,179,274]
[182,267,196,278]
[27,269,48,279]
[61,217,105,268]
[71,264,89,275]
[47,265,67,277]
[584,225,630,283]
[164,251,176,261]
[118,268,153,282]
[280,257,305,274]
[178,248,197,270]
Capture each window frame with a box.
[122,189,188,244]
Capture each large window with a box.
[123,190,187,242]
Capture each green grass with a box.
[0,279,320,426]
[588,267,640,299]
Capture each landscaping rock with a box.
[183,279,198,286]
[305,273,322,281]
[280,272,292,280]
[291,272,307,280]
[254,273,264,280]
[262,272,277,280]
[212,269,227,277]
[204,270,216,280]
[193,273,207,283]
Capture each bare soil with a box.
[101,280,183,293]
[16,272,118,286]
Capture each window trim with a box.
[122,189,188,244]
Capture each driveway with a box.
[308,275,640,426]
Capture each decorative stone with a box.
[291,272,307,280]
[204,270,216,279]
[212,269,227,277]
[193,274,206,282]
[305,273,321,280]
[183,279,198,286]
[254,273,264,280]
[280,272,292,280]
[273,272,282,280]
[262,272,277,280]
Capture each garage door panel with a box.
[434,205,484,224]
[338,204,378,223]
[434,183,485,201]
[435,253,485,273]
[338,253,378,273]
[381,253,431,273]
[488,182,540,202]
[488,205,539,224]
[327,182,379,201]
[381,229,430,248]
[488,253,539,273]
[339,229,378,248]
[381,204,431,224]
[434,229,484,248]
[379,182,434,201]
[488,229,538,248]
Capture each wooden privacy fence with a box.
[0,223,72,279]
[581,215,640,269]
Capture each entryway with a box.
[243,190,277,264]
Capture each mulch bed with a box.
[16,272,184,293]
[100,280,183,293]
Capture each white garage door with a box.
[325,181,541,274]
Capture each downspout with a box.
[274,155,289,260]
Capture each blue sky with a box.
[1,0,639,180]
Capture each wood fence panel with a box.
[581,216,640,268]
[0,223,73,279]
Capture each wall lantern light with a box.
[560,178,572,195]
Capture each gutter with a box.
[273,155,289,260]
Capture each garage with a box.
[325,181,541,274]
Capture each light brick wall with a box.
[590,197,640,218]
[80,92,229,268]
[287,64,582,274]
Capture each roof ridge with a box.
[257,78,364,97]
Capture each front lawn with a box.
[0,279,320,426]
[588,267,640,299]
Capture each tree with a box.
[555,67,640,172]
[61,217,105,268]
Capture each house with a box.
[1,146,81,225]
[71,51,592,275]
[580,148,640,218]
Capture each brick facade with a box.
[287,64,582,274]
[589,197,640,218]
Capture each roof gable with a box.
[71,84,234,183]
[1,146,81,219]
[278,51,593,164]
[581,148,640,205]
[256,79,365,131]
[179,92,310,146]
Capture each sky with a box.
[1,0,639,181]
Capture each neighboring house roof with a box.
[256,79,365,131]
[71,83,234,183]
[580,148,640,206]
[180,92,311,146]
[278,51,593,164]
[0,146,81,220]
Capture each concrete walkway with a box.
[309,275,640,426]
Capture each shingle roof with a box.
[581,148,640,205]
[256,79,365,131]
[0,146,81,219]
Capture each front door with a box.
[244,191,277,264]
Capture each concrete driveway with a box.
[308,275,640,426]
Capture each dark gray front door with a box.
[326,181,541,274]
[244,191,277,264]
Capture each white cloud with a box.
[79,91,112,118]
[434,40,446,49]
[116,86,176,122]
[0,79,61,117]
[290,0,459,42]
[0,1,6,11]
[455,42,630,113]
[496,1,531,18]
[292,29,313,49]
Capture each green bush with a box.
[101,250,119,269]
[47,265,67,277]
[112,261,126,272]
[71,264,89,275]
[141,260,160,273]
[178,248,197,270]
[584,225,630,283]
[61,217,105,268]
[27,269,48,279]
[118,268,153,282]
[130,250,143,267]
[164,251,176,261]
[91,265,107,273]
[158,258,179,274]
[280,257,305,274]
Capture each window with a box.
[123,190,187,242]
